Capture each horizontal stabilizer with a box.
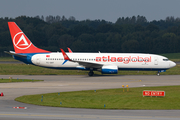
[4,51,27,58]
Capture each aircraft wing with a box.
[75,60,103,68]
[60,48,103,69]
[4,51,27,58]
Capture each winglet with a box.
[60,48,71,61]
[67,47,73,53]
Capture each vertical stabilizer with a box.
[8,22,50,53]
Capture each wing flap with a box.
[76,61,103,68]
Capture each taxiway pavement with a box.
[0,75,180,120]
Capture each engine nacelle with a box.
[101,65,118,74]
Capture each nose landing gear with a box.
[157,72,160,76]
[157,70,166,76]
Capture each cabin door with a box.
[36,55,40,65]
[154,57,158,65]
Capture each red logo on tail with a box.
[13,32,32,50]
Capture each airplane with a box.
[5,22,176,76]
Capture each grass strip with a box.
[0,79,43,83]
[15,86,180,109]
[0,57,18,61]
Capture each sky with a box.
[0,0,180,23]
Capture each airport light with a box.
[9,77,12,82]
[122,85,124,92]
[126,85,129,92]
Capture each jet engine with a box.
[101,65,118,74]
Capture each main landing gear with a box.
[88,68,94,76]
[88,71,94,76]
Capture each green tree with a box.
[121,40,139,53]
[57,34,75,49]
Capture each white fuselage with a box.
[31,52,176,71]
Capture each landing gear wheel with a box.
[88,71,94,76]
[157,72,160,76]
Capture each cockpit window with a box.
[163,59,169,61]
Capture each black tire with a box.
[88,71,94,76]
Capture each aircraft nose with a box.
[169,61,176,68]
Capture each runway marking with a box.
[2,113,179,119]
[0,113,159,119]
[13,107,27,109]
[57,84,68,86]
[121,78,143,84]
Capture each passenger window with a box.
[144,59,149,62]
[139,59,143,61]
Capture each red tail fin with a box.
[8,22,50,54]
